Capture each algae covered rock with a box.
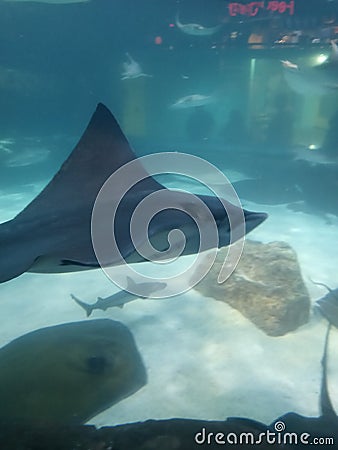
[193,240,310,336]
[0,319,146,424]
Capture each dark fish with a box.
[0,103,267,284]
[0,319,147,424]
[313,280,338,328]
[175,13,222,36]
[2,322,338,448]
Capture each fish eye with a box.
[86,355,108,374]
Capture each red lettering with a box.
[248,2,265,16]
[228,3,241,17]
[282,0,294,15]
[267,0,295,15]
[229,2,264,17]
[229,0,294,16]
[267,1,279,12]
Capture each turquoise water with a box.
[0,0,338,436]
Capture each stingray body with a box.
[169,94,214,109]
[0,319,146,424]
[0,103,267,284]
[121,53,152,80]
[175,13,222,36]
[314,280,338,328]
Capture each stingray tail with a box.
[310,278,332,293]
[70,294,93,317]
[320,323,336,418]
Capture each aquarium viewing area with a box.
[0,0,337,449]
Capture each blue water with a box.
[0,0,338,433]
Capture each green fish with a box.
[0,319,146,424]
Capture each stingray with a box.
[169,94,214,109]
[175,13,222,36]
[0,319,146,424]
[0,103,267,284]
[121,53,153,81]
[313,280,338,329]
[281,42,338,96]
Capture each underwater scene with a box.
[0,0,338,448]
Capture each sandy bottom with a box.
[0,172,338,428]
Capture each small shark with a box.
[169,94,214,109]
[0,103,267,284]
[71,276,166,316]
[121,53,152,81]
[175,13,222,36]
[281,42,338,95]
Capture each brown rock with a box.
[193,240,310,336]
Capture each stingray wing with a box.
[16,103,162,220]
[0,104,164,281]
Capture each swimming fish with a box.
[175,13,222,36]
[313,280,338,328]
[281,42,338,96]
[71,276,167,316]
[0,103,267,284]
[169,94,214,109]
[0,319,147,424]
[292,146,338,166]
[121,53,152,80]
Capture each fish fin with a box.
[71,294,93,317]
[126,276,137,291]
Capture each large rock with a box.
[193,240,310,336]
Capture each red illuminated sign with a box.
[228,1,295,16]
